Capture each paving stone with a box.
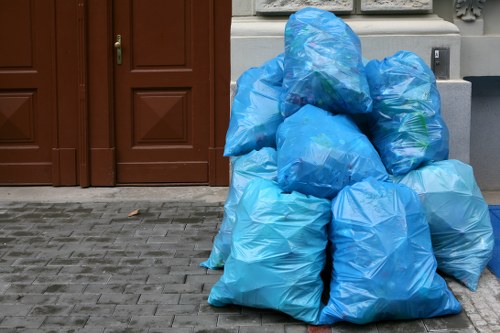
[198,304,241,314]
[172,314,218,327]
[28,304,73,316]
[0,304,32,316]
[156,304,199,315]
[179,293,208,305]
[377,320,427,333]
[98,294,139,305]
[84,284,126,294]
[71,304,116,316]
[149,328,193,333]
[15,294,59,305]
[85,316,130,328]
[218,313,262,328]
[128,315,174,328]
[0,316,45,328]
[103,327,148,333]
[56,293,100,305]
[194,328,239,333]
[41,316,89,328]
[423,312,474,331]
[284,324,308,333]
[137,294,180,305]
[113,304,156,316]
[162,283,202,294]
[123,284,163,294]
[43,284,86,294]
[239,325,285,333]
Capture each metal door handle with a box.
[115,34,122,65]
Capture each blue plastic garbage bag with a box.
[319,178,461,325]
[208,178,330,324]
[365,50,449,175]
[224,55,284,157]
[394,159,494,291]
[201,148,277,270]
[276,104,388,199]
[280,7,372,118]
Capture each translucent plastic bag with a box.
[394,159,494,291]
[224,55,284,157]
[208,178,330,324]
[276,104,388,199]
[319,178,461,325]
[366,50,449,175]
[201,148,277,269]
[280,7,372,117]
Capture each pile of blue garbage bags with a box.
[202,8,494,325]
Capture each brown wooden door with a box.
[113,0,212,184]
[0,0,56,184]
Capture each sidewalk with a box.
[0,187,498,333]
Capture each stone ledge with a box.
[232,15,459,36]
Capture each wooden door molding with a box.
[86,0,230,186]
[0,0,57,185]
[88,0,116,186]
[209,0,231,186]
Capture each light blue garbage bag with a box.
[365,50,449,175]
[319,178,461,325]
[394,159,494,291]
[208,178,330,324]
[276,104,388,199]
[224,54,284,157]
[201,148,277,270]
[280,7,372,117]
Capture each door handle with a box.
[114,34,122,65]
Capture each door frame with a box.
[84,0,231,187]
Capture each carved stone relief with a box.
[456,0,486,21]
[255,0,354,14]
[360,0,432,12]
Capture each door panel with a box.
[0,0,55,184]
[114,0,211,184]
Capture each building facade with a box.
[232,0,500,190]
[1,0,499,189]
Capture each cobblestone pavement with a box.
[0,201,498,333]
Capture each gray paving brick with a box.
[0,304,32,316]
[56,293,100,305]
[377,320,426,333]
[423,312,474,331]
[149,328,193,333]
[284,324,308,333]
[123,284,163,294]
[107,275,148,284]
[113,304,156,316]
[172,314,218,327]
[218,313,262,328]
[29,305,73,316]
[84,284,126,294]
[72,304,116,316]
[194,328,239,333]
[98,294,139,305]
[4,283,46,294]
[41,316,89,328]
[146,274,186,285]
[198,304,241,315]
[179,293,208,305]
[156,304,199,315]
[85,316,130,328]
[162,283,202,294]
[16,294,59,304]
[0,316,45,328]
[240,326,285,333]
[43,284,86,294]
[128,315,173,328]
[137,294,180,305]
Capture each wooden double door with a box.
[0,0,230,186]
